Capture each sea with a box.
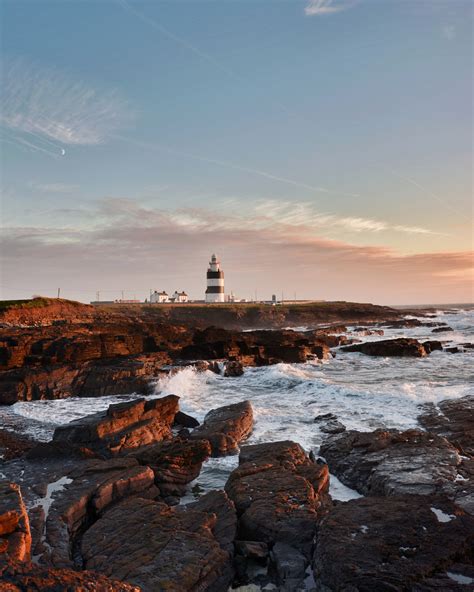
[1,307,473,502]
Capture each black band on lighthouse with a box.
[207,271,224,279]
[206,286,224,293]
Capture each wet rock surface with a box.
[319,428,470,502]
[81,495,235,592]
[313,495,474,592]
[53,395,179,456]
[190,400,254,456]
[419,395,474,457]
[341,337,427,357]
[132,437,211,501]
[226,440,330,590]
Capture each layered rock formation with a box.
[53,396,179,457]
[341,337,428,357]
[190,400,254,456]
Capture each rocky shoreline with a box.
[1,300,473,590]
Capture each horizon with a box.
[1,0,473,305]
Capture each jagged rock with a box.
[422,340,443,354]
[81,496,234,592]
[226,441,330,557]
[223,360,245,377]
[320,429,471,505]
[29,457,157,567]
[0,562,139,591]
[53,396,179,456]
[341,338,427,357]
[0,483,31,563]
[235,540,269,560]
[271,542,307,592]
[184,490,237,555]
[313,413,337,423]
[132,437,211,500]
[313,495,474,591]
[190,401,253,456]
[432,326,453,333]
[445,346,460,354]
[418,395,474,457]
[320,420,346,435]
[174,410,200,428]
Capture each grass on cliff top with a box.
[0,297,87,312]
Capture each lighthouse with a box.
[205,253,225,303]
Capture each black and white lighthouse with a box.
[205,253,225,303]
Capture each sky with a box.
[0,0,472,305]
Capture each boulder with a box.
[319,420,346,435]
[432,326,453,333]
[418,395,474,457]
[132,437,211,500]
[223,360,245,377]
[190,401,254,456]
[341,338,427,357]
[81,496,234,592]
[226,441,330,556]
[422,340,443,354]
[313,495,474,591]
[174,410,200,429]
[53,396,179,456]
[0,483,31,563]
[320,429,472,505]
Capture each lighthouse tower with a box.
[205,254,225,303]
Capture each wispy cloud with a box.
[0,58,133,152]
[1,198,470,304]
[305,0,354,17]
[29,183,79,194]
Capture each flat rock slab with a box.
[53,395,179,456]
[190,400,253,456]
[81,495,235,592]
[341,337,427,357]
[320,428,472,504]
[419,395,474,457]
[313,495,474,591]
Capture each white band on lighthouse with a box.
[205,253,225,303]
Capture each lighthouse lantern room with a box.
[205,254,225,303]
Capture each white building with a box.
[150,291,169,303]
[171,290,188,303]
[205,253,225,303]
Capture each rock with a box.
[341,338,427,357]
[270,542,307,592]
[132,437,211,500]
[422,340,443,354]
[225,441,330,557]
[24,457,157,567]
[418,395,474,457]
[0,430,35,461]
[235,540,269,561]
[0,562,139,591]
[445,346,460,354]
[320,428,469,502]
[184,490,237,555]
[313,413,337,422]
[313,495,474,592]
[174,410,200,428]
[223,360,244,377]
[81,496,234,592]
[190,401,254,456]
[0,483,31,563]
[432,326,453,333]
[53,396,179,456]
[320,420,346,435]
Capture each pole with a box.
[57,288,60,299]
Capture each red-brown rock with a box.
[0,483,31,563]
